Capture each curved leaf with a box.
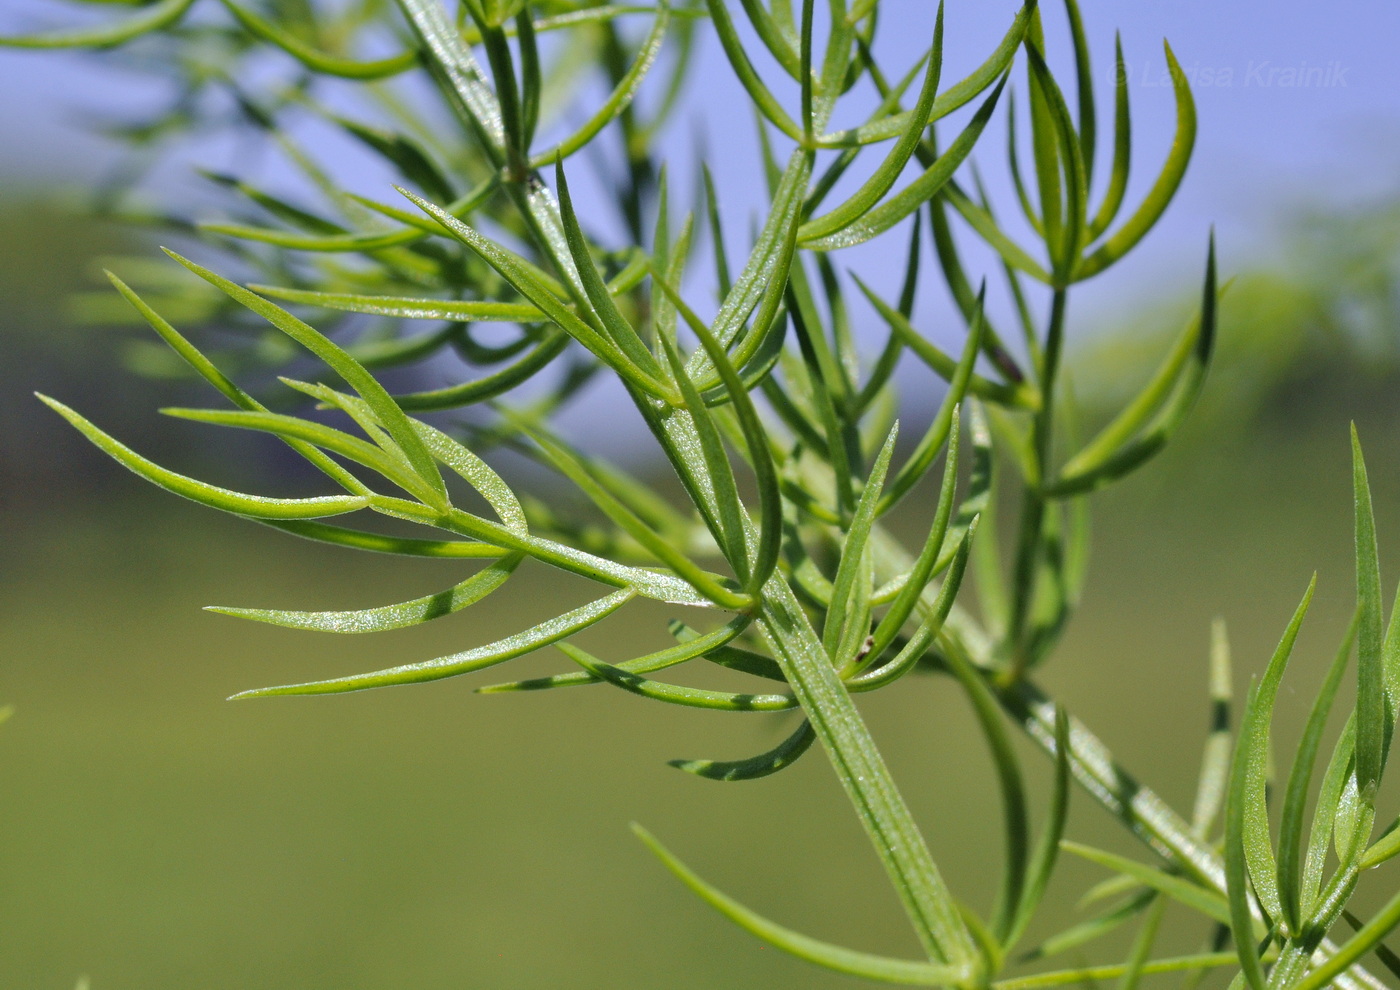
[669,719,817,781]
[634,825,970,985]
[231,588,635,698]
[218,0,417,79]
[1076,42,1196,280]
[0,0,193,48]
[560,644,796,712]
[38,395,367,521]
[209,552,524,633]
[803,76,1008,251]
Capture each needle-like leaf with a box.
[1076,42,1196,280]
[1353,426,1386,800]
[38,395,368,520]
[209,553,523,633]
[231,588,635,698]
[0,0,194,47]
[634,825,970,985]
[560,644,796,712]
[162,251,450,507]
[669,719,817,781]
[1062,843,1231,927]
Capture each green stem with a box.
[1006,288,1067,678]
[755,578,979,972]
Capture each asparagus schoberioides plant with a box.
[6,0,1400,986]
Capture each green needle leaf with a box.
[559,644,795,711]
[477,616,753,694]
[0,0,193,47]
[634,825,971,985]
[401,190,673,402]
[803,76,1008,251]
[1278,615,1355,932]
[1062,843,1231,927]
[1295,889,1400,990]
[38,395,368,520]
[798,5,943,243]
[1087,35,1132,240]
[1076,41,1196,280]
[231,588,635,698]
[703,0,803,142]
[1353,425,1386,800]
[162,251,449,507]
[669,719,817,781]
[825,425,898,662]
[1191,619,1234,837]
[256,519,506,558]
[208,552,524,633]
[1006,707,1071,951]
[217,0,417,79]
[1226,679,1272,990]
[529,3,671,166]
[994,953,1245,990]
[1047,236,1218,497]
[1020,889,1156,963]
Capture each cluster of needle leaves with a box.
[9,0,1400,986]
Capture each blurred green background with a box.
[3,185,1400,990]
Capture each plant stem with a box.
[1006,288,1067,679]
[756,578,979,973]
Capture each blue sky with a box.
[4,2,1397,278]
[2,1,1398,450]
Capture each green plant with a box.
[7,1,1400,986]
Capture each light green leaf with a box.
[1006,706,1071,951]
[1191,618,1233,837]
[798,6,943,243]
[1226,678,1271,990]
[163,251,449,507]
[257,519,506,558]
[530,3,670,166]
[1087,35,1131,240]
[879,289,983,512]
[854,277,1029,409]
[38,395,368,521]
[1076,42,1196,280]
[825,425,898,662]
[849,521,976,694]
[401,190,674,402]
[670,719,816,781]
[1020,889,1156,963]
[0,0,193,47]
[1353,425,1386,799]
[231,588,634,698]
[803,77,1008,251]
[477,616,753,694]
[209,553,523,633]
[865,414,960,664]
[1296,889,1400,990]
[634,825,970,985]
[159,407,434,503]
[702,0,803,142]
[1279,614,1355,931]
[820,2,1032,145]
[994,952,1244,990]
[559,644,795,712]
[1062,843,1231,927]
[218,0,417,78]
[1046,237,1218,497]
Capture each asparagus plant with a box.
[6,0,1400,986]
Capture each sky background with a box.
[2,0,1399,447]
[5,1,1398,252]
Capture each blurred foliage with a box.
[1077,187,1400,440]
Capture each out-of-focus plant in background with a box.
[3,2,1400,988]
